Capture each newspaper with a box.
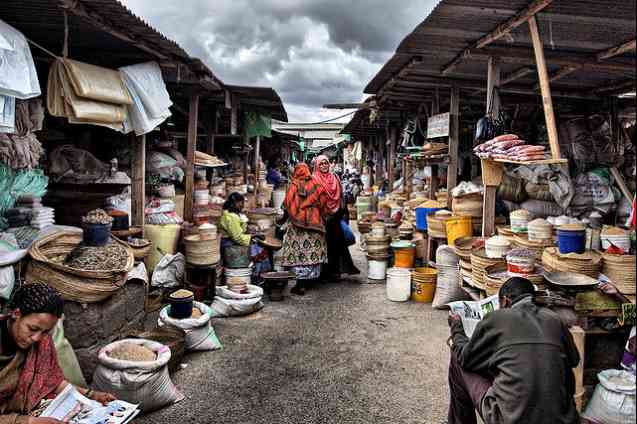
[448,295,500,338]
[41,385,139,424]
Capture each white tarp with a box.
[0,19,41,99]
[119,62,172,136]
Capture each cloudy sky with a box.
[120,0,438,122]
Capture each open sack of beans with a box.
[158,301,222,351]
[92,339,184,412]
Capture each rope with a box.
[304,110,357,125]
[26,38,59,60]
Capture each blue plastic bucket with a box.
[558,229,586,254]
[82,223,112,247]
[415,208,442,231]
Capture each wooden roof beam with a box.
[596,39,637,61]
[593,79,636,94]
[533,65,579,89]
[442,0,554,75]
[501,67,536,86]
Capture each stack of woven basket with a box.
[542,248,601,278]
[366,235,391,259]
[427,210,453,239]
[513,233,555,261]
[601,253,636,295]
[453,236,478,284]
[471,248,505,290]
[484,262,546,296]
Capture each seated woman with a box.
[0,283,115,424]
[218,192,270,278]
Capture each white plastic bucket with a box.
[386,267,411,302]
[224,267,252,293]
[601,234,630,252]
[272,189,286,210]
[368,257,388,280]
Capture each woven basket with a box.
[541,248,601,278]
[602,253,636,295]
[453,236,482,260]
[27,231,133,303]
[471,248,505,290]
[427,212,452,238]
[452,193,483,218]
[513,234,555,261]
[129,240,152,261]
[184,235,220,266]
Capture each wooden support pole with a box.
[482,59,501,237]
[447,86,460,208]
[389,127,397,191]
[375,136,383,186]
[569,326,586,413]
[486,57,501,117]
[429,164,439,200]
[610,167,634,203]
[184,93,199,222]
[131,134,145,227]
[206,107,217,154]
[596,39,636,61]
[529,15,561,160]
[230,94,238,136]
[254,136,261,202]
[433,88,440,114]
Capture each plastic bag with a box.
[209,296,263,318]
[341,219,356,246]
[583,369,635,424]
[0,20,41,99]
[151,253,185,288]
[158,302,222,351]
[0,265,14,300]
[92,339,184,412]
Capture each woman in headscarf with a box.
[280,163,328,295]
[218,192,271,279]
[312,155,359,279]
[1,283,116,424]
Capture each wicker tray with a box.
[602,253,636,295]
[541,248,601,278]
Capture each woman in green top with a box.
[218,193,270,276]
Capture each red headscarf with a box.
[312,155,341,214]
[284,163,327,233]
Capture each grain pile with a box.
[64,240,129,271]
[82,209,113,225]
[109,342,156,362]
[191,307,203,318]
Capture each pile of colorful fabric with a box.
[474,134,547,162]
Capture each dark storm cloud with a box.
[121,0,438,121]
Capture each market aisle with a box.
[138,246,451,424]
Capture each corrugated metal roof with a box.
[364,0,636,104]
[2,0,222,88]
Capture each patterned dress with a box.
[280,224,327,280]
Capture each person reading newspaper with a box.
[0,283,116,424]
[446,277,580,424]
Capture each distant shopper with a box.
[312,155,359,279]
[446,277,579,424]
[266,160,283,188]
[280,163,328,295]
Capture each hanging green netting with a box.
[0,165,48,214]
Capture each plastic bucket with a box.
[367,256,388,280]
[83,223,112,247]
[272,189,286,210]
[415,207,442,231]
[446,216,473,245]
[558,229,586,254]
[225,267,252,293]
[386,267,411,302]
[393,246,415,268]
[412,281,436,303]
[168,290,194,319]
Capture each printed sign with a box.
[427,112,450,139]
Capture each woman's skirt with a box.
[280,224,326,280]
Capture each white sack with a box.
[158,302,222,351]
[215,284,263,300]
[209,296,264,318]
[151,253,185,288]
[583,369,635,424]
[92,339,184,412]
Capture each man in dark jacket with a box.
[447,277,580,424]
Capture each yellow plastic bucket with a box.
[446,216,473,245]
[412,280,436,303]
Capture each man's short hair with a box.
[499,277,535,303]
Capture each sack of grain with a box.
[93,339,184,412]
[525,182,553,202]
[158,301,222,351]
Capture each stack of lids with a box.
[541,248,601,278]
